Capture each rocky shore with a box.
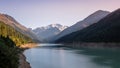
[19,43,38,68]
[19,53,31,68]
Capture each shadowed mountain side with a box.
[52,10,110,42]
[56,8,120,43]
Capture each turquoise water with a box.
[24,44,120,68]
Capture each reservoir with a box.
[24,44,120,68]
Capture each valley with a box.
[0,1,120,68]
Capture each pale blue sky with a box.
[0,0,120,29]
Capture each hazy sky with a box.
[0,0,120,29]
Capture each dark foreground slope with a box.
[0,36,20,68]
[56,9,120,43]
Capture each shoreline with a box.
[63,42,120,49]
[19,43,38,68]
[19,52,31,68]
[20,43,38,49]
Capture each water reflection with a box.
[24,44,120,68]
[75,48,120,68]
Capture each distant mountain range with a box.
[52,10,110,42]
[56,9,120,43]
[33,24,68,41]
[1,8,119,44]
[0,14,40,42]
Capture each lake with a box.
[24,44,120,68]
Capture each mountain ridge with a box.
[56,8,120,43]
[33,24,68,41]
[0,13,40,42]
[52,10,110,42]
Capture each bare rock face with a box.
[0,14,40,42]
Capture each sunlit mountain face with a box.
[0,14,41,42]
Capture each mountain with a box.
[56,9,120,43]
[0,14,40,42]
[0,21,33,46]
[0,20,34,67]
[0,21,32,68]
[53,10,110,42]
[0,14,37,68]
[33,24,68,41]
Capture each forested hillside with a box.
[0,21,34,68]
[0,21,33,46]
[0,14,40,42]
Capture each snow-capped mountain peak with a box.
[46,24,68,31]
[33,24,68,40]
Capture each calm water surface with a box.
[24,44,120,68]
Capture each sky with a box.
[0,0,120,29]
